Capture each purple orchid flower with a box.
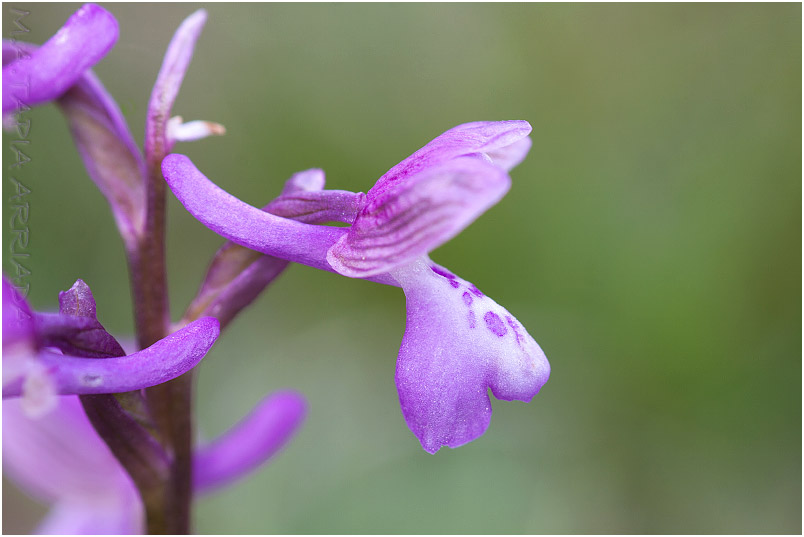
[162,121,550,454]
[3,391,306,534]
[2,278,220,418]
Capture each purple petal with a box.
[392,259,550,454]
[327,156,510,278]
[280,168,326,193]
[369,120,532,201]
[3,276,35,350]
[58,71,146,246]
[58,278,96,317]
[265,189,364,224]
[34,313,124,359]
[194,391,307,493]
[2,39,34,67]
[265,169,364,224]
[36,498,142,536]
[1,4,118,115]
[144,9,207,165]
[163,155,341,270]
[3,317,220,397]
[45,279,126,358]
[2,396,139,508]
[488,135,533,171]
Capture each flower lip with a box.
[392,258,550,454]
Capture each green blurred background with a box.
[2,3,801,534]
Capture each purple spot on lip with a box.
[448,279,460,289]
[483,311,507,337]
[468,310,476,329]
[506,315,524,347]
[431,265,456,279]
[469,284,484,298]
[462,292,473,306]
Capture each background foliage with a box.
[3,3,801,533]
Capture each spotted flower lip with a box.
[392,259,549,453]
[1,3,118,115]
[163,120,550,453]
[2,278,221,413]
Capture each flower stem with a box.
[128,157,194,533]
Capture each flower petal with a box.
[3,276,35,350]
[327,156,510,278]
[487,135,533,172]
[265,169,364,224]
[369,120,532,200]
[2,396,137,504]
[3,396,143,533]
[391,258,550,454]
[2,317,220,397]
[34,312,124,358]
[163,155,340,268]
[1,4,118,115]
[145,9,207,165]
[194,391,307,493]
[37,279,127,358]
[36,497,142,536]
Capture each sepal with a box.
[327,157,510,278]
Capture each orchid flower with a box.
[2,278,220,418]
[4,392,307,534]
[162,120,551,453]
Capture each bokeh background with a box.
[2,3,801,534]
